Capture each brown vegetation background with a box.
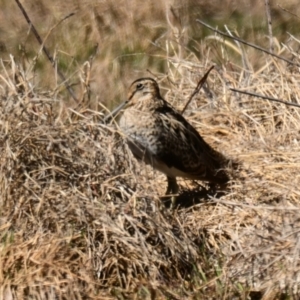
[0,0,300,299]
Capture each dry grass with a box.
[1,1,300,299]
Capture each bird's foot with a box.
[165,177,179,209]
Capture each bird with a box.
[106,77,230,207]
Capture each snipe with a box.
[106,78,230,207]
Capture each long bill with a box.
[104,100,128,123]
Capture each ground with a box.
[0,0,300,299]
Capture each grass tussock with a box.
[0,59,202,299]
[1,1,300,299]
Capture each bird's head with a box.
[104,78,162,122]
[126,78,161,107]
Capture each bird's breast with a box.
[119,109,162,157]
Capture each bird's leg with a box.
[166,177,179,208]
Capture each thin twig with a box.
[277,4,300,20]
[14,0,79,102]
[230,88,300,109]
[181,65,215,114]
[264,0,274,53]
[196,19,300,68]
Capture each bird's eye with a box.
[136,83,144,90]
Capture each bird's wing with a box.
[154,104,228,181]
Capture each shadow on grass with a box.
[162,183,227,209]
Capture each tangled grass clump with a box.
[0,66,205,299]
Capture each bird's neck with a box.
[132,95,165,112]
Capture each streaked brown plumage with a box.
[108,78,229,205]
